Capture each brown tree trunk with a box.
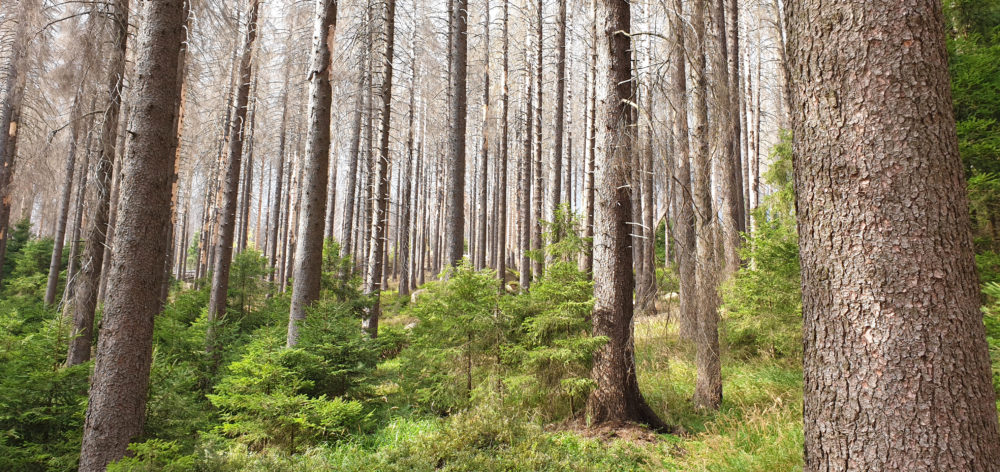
[580,4,597,275]
[45,95,82,306]
[518,46,533,292]
[399,27,417,296]
[547,0,567,227]
[77,1,187,469]
[63,114,95,306]
[362,0,396,336]
[691,0,722,411]
[531,0,543,279]
[443,0,468,268]
[585,0,667,432]
[68,0,129,366]
[669,0,697,342]
[208,0,260,343]
[496,0,509,289]
[787,0,1000,468]
[287,0,338,347]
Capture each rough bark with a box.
[443,0,468,268]
[475,1,490,271]
[208,0,260,340]
[691,0,722,411]
[531,0,544,279]
[45,95,82,306]
[669,0,698,342]
[399,29,417,296]
[519,47,533,292]
[787,0,1000,468]
[581,4,597,275]
[361,0,396,336]
[547,0,567,226]
[585,0,667,431]
[497,0,509,289]
[77,1,187,469]
[287,0,338,347]
[67,0,129,366]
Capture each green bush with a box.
[723,130,802,360]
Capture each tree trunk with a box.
[287,0,338,347]
[77,1,187,469]
[67,0,129,367]
[361,0,396,336]
[63,113,96,306]
[691,0,722,411]
[547,0,567,232]
[340,63,365,259]
[585,0,667,432]
[443,0,468,268]
[497,0,509,289]
[519,46,533,292]
[531,0,544,279]
[581,5,597,275]
[44,95,82,306]
[669,0,697,342]
[787,0,1000,468]
[208,0,260,343]
[399,27,417,296]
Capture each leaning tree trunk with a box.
[67,0,129,367]
[44,95,82,306]
[585,0,667,431]
[207,0,260,343]
[287,0,338,347]
[787,0,1000,468]
[361,0,396,336]
[77,1,187,470]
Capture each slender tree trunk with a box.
[531,0,544,279]
[581,5,597,275]
[68,0,129,366]
[547,0,567,227]
[669,0,697,341]
[712,0,741,275]
[287,0,338,347]
[208,0,260,343]
[691,0,722,411]
[585,0,667,431]
[788,0,1000,468]
[362,0,396,336]
[497,0,509,289]
[519,47,533,292]
[77,1,187,469]
[399,28,417,296]
[63,114,95,306]
[45,96,82,306]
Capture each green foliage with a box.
[228,249,272,318]
[1,218,33,284]
[504,261,603,419]
[207,334,370,454]
[723,131,802,360]
[980,282,1000,393]
[107,440,197,472]
[398,263,502,413]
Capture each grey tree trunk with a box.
[585,0,667,432]
[475,0,490,271]
[362,0,396,336]
[580,4,596,275]
[547,0,567,227]
[67,0,129,367]
[287,0,338,347]
[63,115,95,306]
[340,62,365,259]
[45,95,82,306]
[443,0,468,268]
[787,0,1000,468]
[669,0,697,342]
[518,47,533,291]
[497,0,509,289]
[691,0,722,411]
[399,28,417,296]
[208,0,260,343]
[531,0,544,279]
[77,1,187,469]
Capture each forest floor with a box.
[235,303,806,472]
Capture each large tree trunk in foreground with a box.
[207,0,260,342]
[787,0,1000,469]
[77,2,187,470]
[585,0,667,431]
[443,0,468,268]
[287,0,338,347]
[68,0,129,366]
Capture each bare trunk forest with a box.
[0,0,998,470]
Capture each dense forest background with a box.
[0,0,998,470]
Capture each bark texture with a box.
[787,0,1000,469]
[443,0,468,268]
[585,0,666,431]
[77,1,187,469]
[288,0,338,347]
